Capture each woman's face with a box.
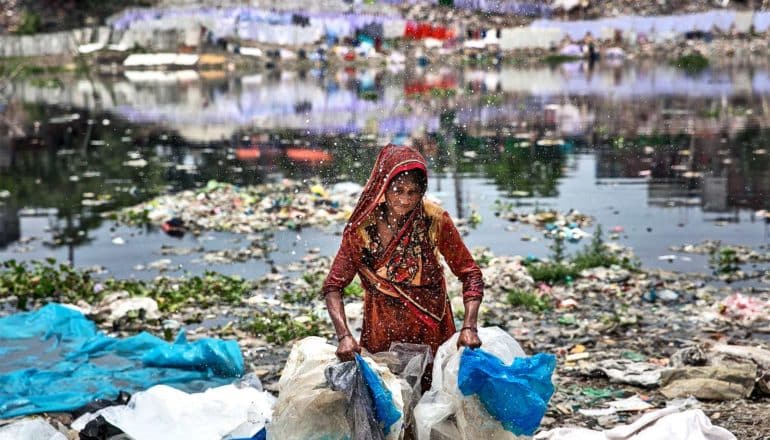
[384,173,423,217]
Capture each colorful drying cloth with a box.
[0,303,243,418]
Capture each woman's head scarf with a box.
[345,144,428,235]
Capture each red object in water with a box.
[344,51,356,62]
[286,148,332,163]
[235,148,261,161]
[161,218,186,237]
[404,74,458,96]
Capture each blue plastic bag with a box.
[356,354,401,436]
[457,348,556,436]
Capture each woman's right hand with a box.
[336,335,361,362]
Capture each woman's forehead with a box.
[389,174,421,187]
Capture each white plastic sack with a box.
[413,327,529,440]
[534,405,735,440]
[0,418,67,440]
[267,336,405,440]
[71,381,275,440]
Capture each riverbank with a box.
[1,240,769,437]
[1,180,769,436]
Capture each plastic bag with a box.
[0,418,67,440]
[414,327,555,440]
[358,354,402,436]
[71,379,274,440]
[267,337,350,440]
[534,402,736,440]
[458,349,556,436]
[325,354,402,440]
[269,338,431,440]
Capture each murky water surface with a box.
[1,61,768,280]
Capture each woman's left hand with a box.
[457,328,482,349]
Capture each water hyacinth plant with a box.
[0,259,252,312]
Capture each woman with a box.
[322,144,484,369]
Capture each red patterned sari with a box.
[322,145,484,356]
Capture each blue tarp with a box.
[0,303,243,418]
[458,349,556,436]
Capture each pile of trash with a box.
[2,227,769,438]
[0,311,558,440]
[495,208,593,242]
[118,179,362,235]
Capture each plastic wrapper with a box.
[414,327,555,440]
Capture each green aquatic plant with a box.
[244,310,324,344]
[0,260,251,312]
[0,259,99,310]
[673,53,709,74]
[542,54,582,65]
[343,279,364,298]
[709,246,740,274]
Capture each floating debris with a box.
[117,180,362,234]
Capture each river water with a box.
[1,60,768,280]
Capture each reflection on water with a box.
[1,61,769,276]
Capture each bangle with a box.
[460,326,477,333]
[337,333,352,342]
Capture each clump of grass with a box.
[506,288,552,313]
[525,262,579,285]
[549,231,566,263]
[526,225,637,285]
[243,310,324,344]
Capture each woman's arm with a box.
[322,232,362,361]
[324,290,360,361]
[436,211,484,348]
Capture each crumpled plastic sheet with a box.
[268,337,430,440]
[458,349,556,436]
[357,354,402,436]
[72,377,275,440]
[326,354,402,440]
[414,326,553,440]
[327,360,384,440]
[370,343,433,434]
[0,303,243,418]
[534,399,736,440]
[0,418,67,440]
